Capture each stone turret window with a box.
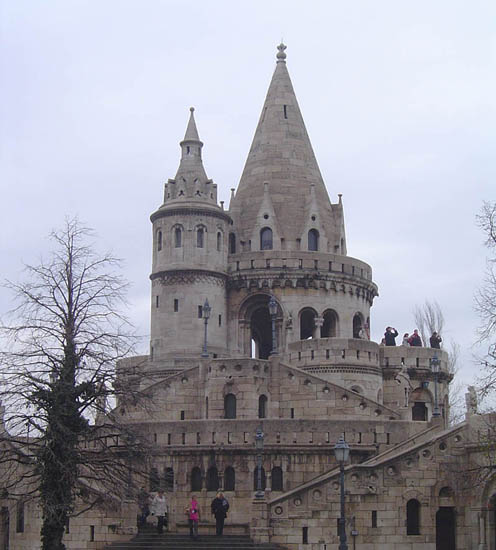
[300,308,317,339]
[16,501,24,533]
[206,467,219,492]
[407,499,420,535]
[164,467,174,491]
[271,466,283,491]
[353,313,364,338]
[308,229,319,251]
[197,227,204,248]
[229,233,236,254]
[174,227,182,248]
[191,467,202,491]
[260,227,273,250]
[224,394,236,419]
[224,467,235,491]
[149,467,159,492]
[157,230,162,251]
[258,395,268,419]
[217,232,222,251]
[321,310,338,337]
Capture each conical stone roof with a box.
[230,44,342,252]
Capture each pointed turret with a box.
[229,43,345,253]
[161,107,218,207]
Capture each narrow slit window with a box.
[174,299,179,312]
[198,305,203,318]
[283,105,288,119]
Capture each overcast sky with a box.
[1,1,495,393]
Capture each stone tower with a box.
[149,108,231,362]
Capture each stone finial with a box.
[276,42,287,62]
[190,106,195,113]
[465,386,478,417]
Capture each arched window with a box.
[191,467,202,492]
[308,229,319,251]
[206,466,219,492]
[260,227,273,250]
[258,395,268,419]
[157,230,163,251]
[353,313,363,339]
[197,227,204,248]
[300,309,317,340]
[407,499,420,535]
[412,402,428,421]
[174,227,182,248]
[253,466,266,491]
[229,233,236,254]
[16,501,24,533]
[217,232,222,252]
[224,393,236,419]
[149,467,159,492]
[164,467,174,491]
[271,466,283,491]
[321,310,338,337]
[224,466,235,491]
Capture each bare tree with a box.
[412,300,445,347]
[0,219,147,550]
[474,201,496,402]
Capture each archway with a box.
[436,507,455,550]
[321,310,338,337]
[300,308,317,340]
[251,307,272,359]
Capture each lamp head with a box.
[268,295,278,317]
[430,354,440,373]
[334,434,350,464]
[203,298,211,319]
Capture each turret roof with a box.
[230,44,342,250]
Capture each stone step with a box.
[104,533,284,550]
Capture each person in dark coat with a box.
[384,327,399,346]
[430,331,442,349]
[211,491,229,536]
[408,329,422,347]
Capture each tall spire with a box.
[229,43,343,252]
[161,108,218,206]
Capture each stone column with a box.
[250,497,270,543]
[314,317,324,338]
[479,512,487,550]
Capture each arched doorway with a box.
[436,507,456,550]
[239,294,281,359]
[251,307,272,359]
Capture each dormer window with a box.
[308,229,319,251]
[260,227,273,250]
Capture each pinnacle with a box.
[183,106,201,142]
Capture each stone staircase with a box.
[104,531,285,550]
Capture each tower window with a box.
[407,499,420,535]
[174,299,179,312]
[186,145,190,154]
[174,227,182,248]
[258,395,268,419]
[197,227,204,248]
[372,510,377,528]
[155,296,159,308]
[217,232,222,251]
[157,230,162,251]
[198,305,203,318]
[218,314,222,327]
[283,105,288,119]
[229,233,236,254]
[308,229,319,251]
[224,393,236,419]
[260,227,273,250]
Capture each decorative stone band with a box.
[228,272,377,305]
[302,365,382,377]
[150,205,232,224]
[150,269,228,287]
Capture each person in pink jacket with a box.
[186,495,200,539]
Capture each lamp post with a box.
[255,426,265,498]
[268,295,278,355]
[201,299,211,358]
[430,354,441,417]
[334,435,350,550]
